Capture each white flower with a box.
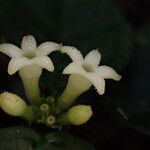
[0,35,60,75]
[0,35,60,104]
[60,46,121,95]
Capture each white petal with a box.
[31,56,54,72]
[36,42,60,56]
[85,73,105,95]
[0,43,22,57]
[21,35,37,51]
[63,62,86,75]
[8,57,30,75]
[63,63,105,95]
[83,49,101,68]
[96,65,122,81]
[60,45,83,65]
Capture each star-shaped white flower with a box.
[0,35,60,75]
[60,46,121,95]
[0,35,60,104]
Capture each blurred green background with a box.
[0,0,150,149]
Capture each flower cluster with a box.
[0,35,121,128]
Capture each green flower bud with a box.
[0,92,27,116]
[58,105,93,125]
[46,115,56,126]
[0,92,35,121]
[40,103,49,113]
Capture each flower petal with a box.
[36,42,60,56]
[63,63,105,95]
[8,57,30,75]
[21,35,37,51]
[31,56,54,72]
[96,65,122,81]
[60,45,83,65]
[0,43,22,57]
[85,73,105,95]
[83,49,101,68]
[63,62,86,75]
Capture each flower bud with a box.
[40,103,49,113]
[46,115,56,126]
[0,92,27,116]
[58,105,93,125]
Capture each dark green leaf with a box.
[0,126,39,150]
[59,0,134,70]
[38,132,96,150]
[0,127,96,150]
[123,24,150,134]
[107,24,150,135]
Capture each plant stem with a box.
[22,106,36,122]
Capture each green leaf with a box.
[0,126,39,150]
[59,0,134,70]
[106,24,150,135]
[123,24,150,135]
[0,127,96,150]
[38,132,96,150]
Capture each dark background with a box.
[0,0,150,149]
